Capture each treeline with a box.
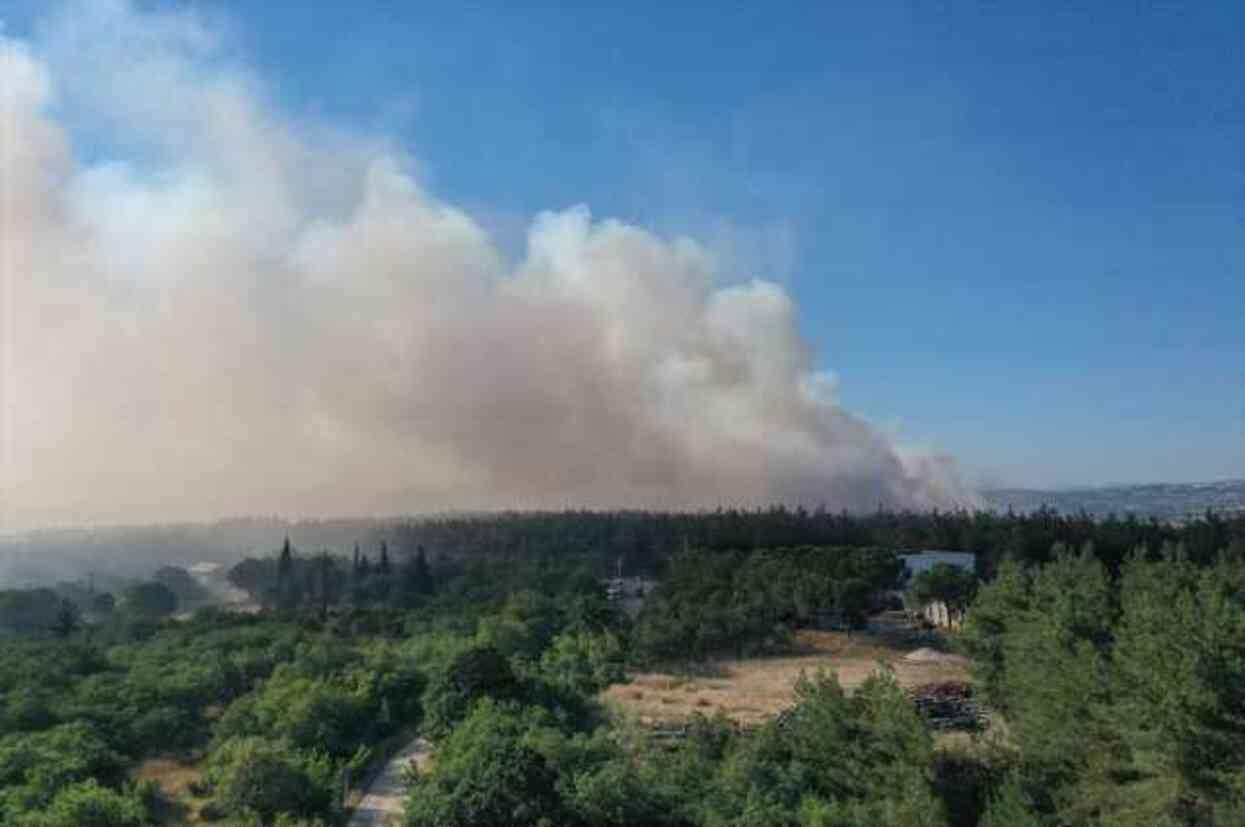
[10,505,1243,592]
[227,539,436,613]
[633,546,903,663]
[0,573,201,641]
[384,507,1245,578]
[221,539,907,667]
[223,540,620,630]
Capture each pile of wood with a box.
[905,681,986,731]
[648,724,689,746]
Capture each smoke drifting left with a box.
[0,1,972,532]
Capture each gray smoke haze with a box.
[0,0,973,532]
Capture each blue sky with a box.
[8,1,1244,489]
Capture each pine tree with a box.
[995,550,1120,815]
[1107,551,1245,822]
[393,545,435,608]
[277,537,293,584]
[276,536,297,610]
[960,558,1031,709]
[981,781,1047,827]
[411,545,435,596]
[51,599,81,638]
[317,551,334,619]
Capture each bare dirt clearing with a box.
[132,757,207,825]
[602,627,970,728]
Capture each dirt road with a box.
[347,736,432,827]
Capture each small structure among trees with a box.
[898,551,977,628]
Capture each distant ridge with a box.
[984,479,1245,521]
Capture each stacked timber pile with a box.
[905,681,986,731]
[644,716,744,750]
[648,724,688,747]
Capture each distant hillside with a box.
[985,479,1245,521]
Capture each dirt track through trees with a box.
[347,736,432,827]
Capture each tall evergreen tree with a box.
[275,536,297,610]
[1105,551,1245,823]
[277,537,293,585]
[999,550,1119,811]
[411,545,435,597]
[51,599,81,638]
[316,552,335,619]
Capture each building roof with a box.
[897,551,976,574]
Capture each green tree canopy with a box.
[908,562,977,617]
[121,582,178,619]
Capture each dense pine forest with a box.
[1,507,1244,825]
[389,506,1245,572]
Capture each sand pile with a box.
[904,648,970,666]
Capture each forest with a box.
[0,507,1243,825]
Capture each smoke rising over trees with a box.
[0,0,969,532]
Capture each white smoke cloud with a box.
[0,0,973,531]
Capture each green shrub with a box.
[204,736,334,822]
[12,780,150,827]
[539,628,625,695]
[0,722,125,813]
[216,673,374,758]
[422,645,519,737]
[405,700,566,827]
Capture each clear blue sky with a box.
[8,1,1244,489]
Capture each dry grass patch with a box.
[132,757,200,797]
[603,627,970,728]
[131,757,208,826]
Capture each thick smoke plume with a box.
[0,1,971,531]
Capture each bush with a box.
[0,722,126,813]
[405,700,566,827]
[539,628,626,695]
[129,706,198,753]
[979,780,1048,827]
[361,647,427,727]
[711,670,947,827]
[121,583,178,619]
[215,672,375,759]
[422,646,519,737]
[2,687,56,734]
[11,780,150,827]
[197,799,228,821]
[204,736,335,822]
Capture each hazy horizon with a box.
[6,475,1245,540]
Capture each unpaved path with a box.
[348,736,433,827]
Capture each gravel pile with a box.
[903,647,968,665]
